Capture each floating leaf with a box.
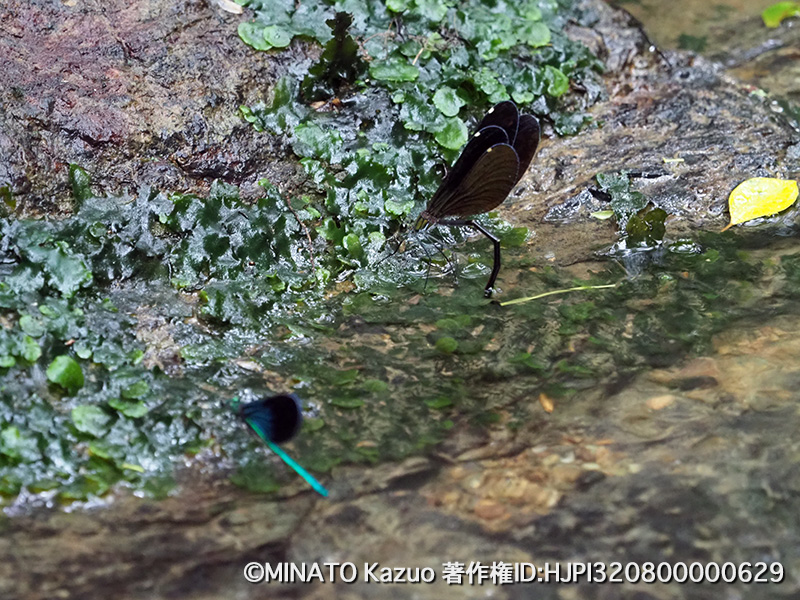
[626,206,667,246]
[724,177,799,230]
[304,417,325,432]
[678,34,707,52]
[762,2,800,28]
[332,368,359,385]
[230,462,280,493]
[435,317,466,331]
[361,378,389,392]
[424,397,453,409]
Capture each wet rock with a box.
[646,393,677,410]
[511,1,800,266]
[0,0,301,215]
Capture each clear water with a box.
[614,0,778,50]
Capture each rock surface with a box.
[0,0,302,216]
[510,1,800,265]
[3,1,800,599]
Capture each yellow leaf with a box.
[724,177,798,231]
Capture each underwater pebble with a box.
[647,394,676,410]
[473,499,508,521]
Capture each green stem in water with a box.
[499,283,617,306]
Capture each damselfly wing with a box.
[238,394,329,497]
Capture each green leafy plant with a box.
[302,12,366,101]
[762,2,800,28]
[593,172,668,247]
[625,206,667,247]
[238,0,604,278]
[47,356,85,395]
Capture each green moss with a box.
[435,336,459,353]
[230,461,281,493]
[68,164,93,206]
